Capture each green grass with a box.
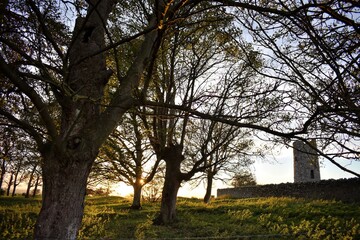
[0,196,359,239]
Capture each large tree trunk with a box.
[34,1,115,239]
[156,172,181,225]
[203,171,214,204]
[34,144,96,239]
[154,145,183,225]
[131,181,143,209]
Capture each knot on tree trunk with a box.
[66,136,82,150]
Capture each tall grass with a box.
[0,197,41,239]
[0,196,359,239]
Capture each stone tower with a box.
[293,140,320,183]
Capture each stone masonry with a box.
[293,140,320,183]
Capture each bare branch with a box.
[0,55,58,139]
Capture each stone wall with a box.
[217,178,360,202]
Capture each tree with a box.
[142,171,164,203]
[197,121,256,203]
[145,1,359,222]
[31,172,42,198]
[5,174,13,196]
[143,5,266,224]
[0,127,16,193]
[0,126,36,197]
[12,137,39,197]
[92,111,162,209]
[24,160,41,198]
[0,0,165,238]
[10,155,25,197]
[211,0,360,175]
[231,169,257,187]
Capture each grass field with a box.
[0,196,359,239]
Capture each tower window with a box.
[310,170,314,179]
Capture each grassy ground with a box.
[0,196,359,239]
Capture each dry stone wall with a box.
[217,178,360,202]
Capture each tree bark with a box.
[203,171,214,204]
[131,181,143,209]
[154,145,183,225]
[34,144,96,239]
[33,1,116,239]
